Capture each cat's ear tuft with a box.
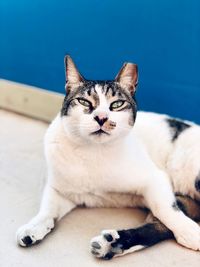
[115,62,138,95]
[64,55,84,91]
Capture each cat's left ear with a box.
[115,62,138,95]
[64,55,84,92]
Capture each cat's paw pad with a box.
[90,229,122,260]
[16,219,54,247]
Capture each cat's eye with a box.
[110,100,125,110]
[77,98,91,108]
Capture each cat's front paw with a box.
[16,218,55,247]
[90,229,123,260]
[174,220,200,251]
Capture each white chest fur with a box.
[44,114,157,206]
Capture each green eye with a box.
[77,98,91,107]
[110,100,125,110]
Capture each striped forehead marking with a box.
[95,84,109,110]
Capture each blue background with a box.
[0,0,200,122]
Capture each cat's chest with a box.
[63,146,130,184]
[50,139,145,194]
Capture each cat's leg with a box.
[143,171,200,251]
[90,217,172,260]
[90,195,200,260]
[16,185,76,247]
[91,172,200,256]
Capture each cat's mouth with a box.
[90,129,110,136]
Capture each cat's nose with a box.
[94,115,108,126]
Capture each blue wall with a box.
[1,0,200,122]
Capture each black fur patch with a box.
[103,251,115,260]
[175,193,200,220]
[21,236,33,246]
[195,175,200,192]
[103,233,113,242]
[172,199,189,215]
[115,223,173,251]
[166,118,191,141]
[172,201,180,211]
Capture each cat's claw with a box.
[90,229,123,260]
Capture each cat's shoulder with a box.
[136,111,168,122]
[135,111,170,132]
[45,113,63,142]
[136,111,197,128]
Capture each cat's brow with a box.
[104,84,116,97]
[101,83,130,101]
[86,86,97,97]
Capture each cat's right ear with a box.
[64,55,84,92]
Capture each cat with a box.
[16,55,200,260]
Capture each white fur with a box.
[16,86,200,254]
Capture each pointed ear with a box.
[115,62,138,95]
[64,55,84,91]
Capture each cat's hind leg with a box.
[16,185,76,247]
[90,215,172,260]
[90,195,200,260]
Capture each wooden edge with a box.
[0,79,64,122]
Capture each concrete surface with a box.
[0,109,200,267]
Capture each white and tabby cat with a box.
[16,56,200,260]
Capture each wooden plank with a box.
[0,79,64,122]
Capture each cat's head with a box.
[61,56,138,144]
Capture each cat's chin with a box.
[87,132,128,145]
[88,133,112,144]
